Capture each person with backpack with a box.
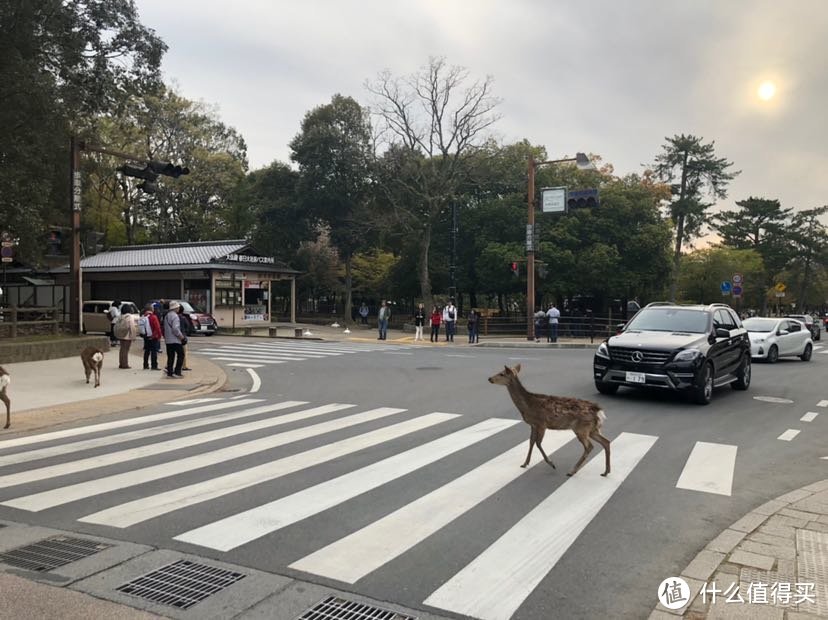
[443,299,457,342]
[114,310,138,369]
[163,301,187,378]
[141,304,162,370]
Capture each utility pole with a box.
[449,201,458,301]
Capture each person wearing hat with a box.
[163,301,187,377]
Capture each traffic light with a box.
[117,164,158,194]
[566,188,599,210]
[511,261,519,276]
[147,161,190,178]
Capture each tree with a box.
[653,134,739,301]
[789,206,828,311]
[290,94,374,324]
[367,57,501,307]
[0,0,165,263]
[678,247,764,305]
[712,197,792,312]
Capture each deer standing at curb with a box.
[0,367,10,429]
[488,364,611,476]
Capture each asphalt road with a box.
[0,335,826,620]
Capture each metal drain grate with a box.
[296,595,417,620]
[116,560,245,609]
[0,536,111,572]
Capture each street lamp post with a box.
[525,152,594,341]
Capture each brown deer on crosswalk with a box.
[488,364,611,476]
[0,367,10,429]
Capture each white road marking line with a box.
[200,345,338,357]
[423,432,657,620]
[174,418,519,551]
[820,350,828,354]
[201,349,315,360]
[230,395,248,399]
[0,399,264,451]
[0,402,348,488]
[80,412,453,528]
[818,400,828,407]
[227,363,264,368]
[814,345,824,351]
[290,432,574,583]
[385,352,413,355]
[778,429,801,441]
[211,358,287,364]
[675,441,737,496]
[0,400,307,468]
[801,412,820,422]
[165,398,222,406]
[246,369,261,393]
[7,406,405,512]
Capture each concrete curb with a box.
[650,479,828,619]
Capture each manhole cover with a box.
[116,560,245,609]
[0,536,111,572]
[296,595,416,620]
[753,396,794,404]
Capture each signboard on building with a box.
[541,187,567,213]
[221,253,275,265]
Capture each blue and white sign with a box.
[720,281,732,294]
[732,285,743,298]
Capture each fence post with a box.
[588,310,594,344]
[53,307,60,335]
[10,306,17,338]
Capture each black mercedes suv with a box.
[593,302,751,405]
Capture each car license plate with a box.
[625,371,646,384]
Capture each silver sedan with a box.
[743,317,813,363]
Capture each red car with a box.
[148,299,217,336]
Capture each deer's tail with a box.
[0,374,9,390]
[92,352,103,363]
[596,409,606,428]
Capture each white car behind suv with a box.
[743,317,813,362]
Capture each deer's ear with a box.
[503,365,511,373]
[513,363,522,374]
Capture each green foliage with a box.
[678,247,764,306]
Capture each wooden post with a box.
[53,307,60,335]
[11,305,17,338]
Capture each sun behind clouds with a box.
[757,80,776,101]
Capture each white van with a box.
[82,300,140,334]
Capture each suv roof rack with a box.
[645,302,675,307]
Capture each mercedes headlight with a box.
[673,348,701,362]
[596,343,610,359]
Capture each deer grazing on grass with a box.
[0,367,9,429]
[488,364,611,477]
[80,347,104,388]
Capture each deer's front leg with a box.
[534,426,556,469]
[521,427,536,467]
[2,394,9,429]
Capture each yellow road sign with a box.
[775,282,786,292]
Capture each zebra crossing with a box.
[0,397,741,620]
[191,339,414,367]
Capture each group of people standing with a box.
[408,299,478,344]
[107,300,190,378]
[534,302,561,343]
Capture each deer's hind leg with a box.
[521,426,537,468]
[534,426,556,469]
[567,428,594,476]
[591,429,611,476]
[1,390,9,429]
[84,362,91,384]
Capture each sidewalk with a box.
[651,480,828,619]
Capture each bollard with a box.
[295,328,303,338]
[269,326,278,338]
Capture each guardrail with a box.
[0,306,62,338]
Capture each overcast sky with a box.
[135,0,827,225]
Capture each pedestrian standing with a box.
[443,299,457,342]
[141,304,162,370]
[467,309,479,344]
[534,308,546,343]
[179,309,193,371]
[547,302,561,343]
[107,300,121,346]
[377,300,391,340]
[115,311,138,368]
[359,302,369,325]
[413,303,426,341]
[163,301,187,377]
[430,306,442,342]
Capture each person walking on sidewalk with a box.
[430,306,442,342]
[413,303,426,341]
[378,300,391,340]
[113,311,138,368]
[107,301,121,347]
[443,299,457,342]
[546,302,560,343]
[141,304,162,370]
[163,301,187,378]
[467,309,479,344]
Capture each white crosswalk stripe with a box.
[192,340,414,367]
[675,441,737,496]
[0,398,690,619]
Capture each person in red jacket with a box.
[141,304,163,370]
[430,306,442,343]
